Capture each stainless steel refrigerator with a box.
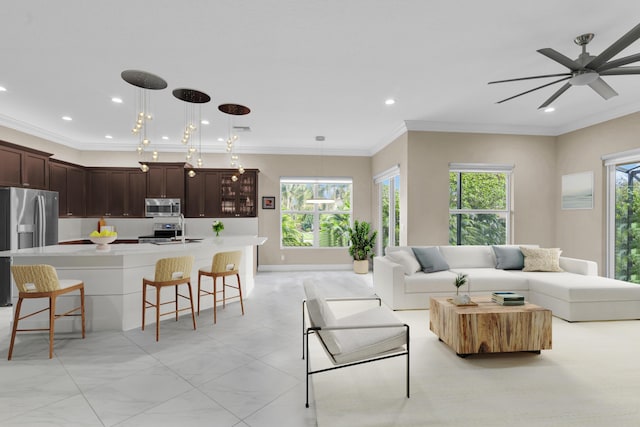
[0,187,59,306]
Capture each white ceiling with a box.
[2,1,640,157]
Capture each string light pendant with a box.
[218,103,251,180]
[121,70,167,172]
[173,88,211,177]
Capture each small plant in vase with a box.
[212,220,224,237]
[453,273,470,304]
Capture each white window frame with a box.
[374,165,400,255]
[449,163,514,245]
[280,177,353,249]
[603,148,640,278]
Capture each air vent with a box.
[233,126,251,132]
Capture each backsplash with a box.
[58,217,259,241]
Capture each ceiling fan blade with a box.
[537,48,582,70]
[538,82,572,109]
[488,73,571,84]
[588,77,618,100]
[587,22,640,70]
[596,53,640,72]
[496,76,571,104]
[600,66,640,75]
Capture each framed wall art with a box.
[561,171,593,210]
[262,196,275,209]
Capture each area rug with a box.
[309,306,640,427]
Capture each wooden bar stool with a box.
[9,264,86,360]
[142,256,196,341]
[197,251,244,323]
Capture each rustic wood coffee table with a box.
[429,296,552,357]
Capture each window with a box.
[449,164,512,245]
[280,178,352,247]
[604,148,640,282]
[374,165,400,254]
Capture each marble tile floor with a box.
[0,271,362,427]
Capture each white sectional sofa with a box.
[373,245,640,322]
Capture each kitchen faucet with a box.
[178,214,186,243]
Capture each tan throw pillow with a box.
[520,247,563,272]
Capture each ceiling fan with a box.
[489,22,640,109]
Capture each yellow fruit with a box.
[90,230,100,237]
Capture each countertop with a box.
[0,235,267,257]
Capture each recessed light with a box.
[544,107,555,113]
[162,136,169,140]
[0,86,6,92]
[105,135,113,139]
[217,137,224,142]
[385,98,396,105]
[201,119,210,125]
[62,116,72,121]
[111,97,123,104]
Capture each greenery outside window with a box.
[449,164,512,245]
[280,178,352,247]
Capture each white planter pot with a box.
[353,260,369,274]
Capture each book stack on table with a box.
[492,292,525,306]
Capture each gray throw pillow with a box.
[492,246,524,270]
[411,247,449,273]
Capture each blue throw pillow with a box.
[411,247,449,273]
[492,246,524,270]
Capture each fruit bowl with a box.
[90,235,117,250]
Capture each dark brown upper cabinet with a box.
[49,159,86,217]
[0,141,51,189]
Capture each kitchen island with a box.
[1,236,267,331]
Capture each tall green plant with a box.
[346,220,377,261]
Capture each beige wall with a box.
[555,111,640,270]
[247,153,372,267]
[405,131,558,247]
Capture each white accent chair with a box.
[302,279,409,408]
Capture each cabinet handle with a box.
[67,213,73,216]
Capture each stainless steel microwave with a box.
[145,198,181,217]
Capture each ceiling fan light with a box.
[569,70,599,86]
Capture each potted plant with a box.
[453,273,470,304]
[346,220,377,274]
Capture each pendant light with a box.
[173,88,211,177]
[218,103,251,180]
[121,70,167,172]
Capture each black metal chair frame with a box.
[302,297,410,408]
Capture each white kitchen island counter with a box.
[1,236,267,331]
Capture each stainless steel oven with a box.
[138,222,182,243]
[144,198,181,217]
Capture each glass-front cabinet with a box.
[219,170,257,217]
